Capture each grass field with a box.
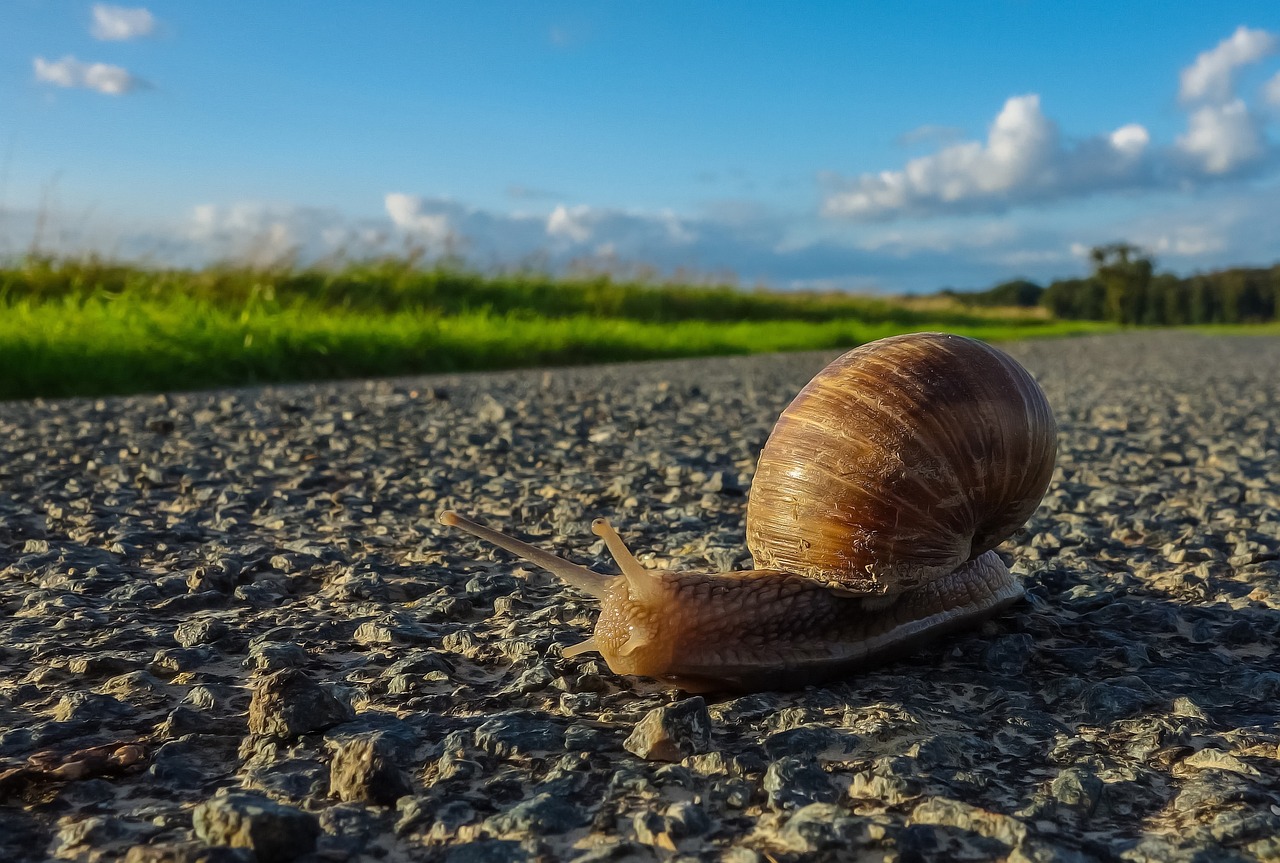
[3,257,1115,400]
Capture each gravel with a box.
[1,331,1279,862]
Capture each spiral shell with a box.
[745,332,1057,595]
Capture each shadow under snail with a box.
[439,332,1057,692]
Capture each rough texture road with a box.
[1,332,1278,862]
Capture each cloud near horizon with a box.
[822,27,1280,221]
[91,4,157,41]
[6,180,1278,295]
[33,55,146,95]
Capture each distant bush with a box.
[944,246,1280,325]
[944,279,1044,308]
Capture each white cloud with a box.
[183,186,1279,289]
[855,219,1019,255]
[1117,188,1280,264]
[1265,70,1280,107]
[1176,99,1266,174]
[11,170,1280,297]
[822,27,1280,221]
[91,4,157,41]
[1179,26,1277,104]
[547,204,592,243]
[1148,229,1226,258]
[384,193,453,243]
[822,94,1150,219]
[186,202,392,266]
[33,55,145,95]
[1110,124,1150,155]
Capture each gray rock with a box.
[763,757,837,810]
[52,691,135,725]
[247,669,354,738]
[631,810,666,846]
[242,757,330,800]
[155,705,242,741]
[327,733,413,806]
[152,646,218,673]
[1050,767,1104,813]
[245,641,309,671]
[982,633,1036,675]
[474,711,565,757]
[174,618,232,648]
[777,803,869,853]
[149,739,224,793]
[1081,682,1153,723]
[623,697,713,762]
[192,793,319,863]
[317,803,388,852]
[124,844,254,863]
[187,562,238,594]
[662,801,712,838]
[444,840,532,863]
[485,792,588,835]
[762,725,858,760]
[53,815,137,858]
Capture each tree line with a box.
[945,244,1280,324]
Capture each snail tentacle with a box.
[436,510,614,599]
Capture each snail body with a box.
[439,332,1057,692]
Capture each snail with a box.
[439,332,1057,692]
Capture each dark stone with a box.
[188,563,238,594]
[762,726,858,760]
[1081,682,1152,723]
[325,713,421,758]
[52,691,136,725]
[763,757,836,810]
[247,669,354,738]
[124,843,253,863]
[1222,618,1257,645]
[778,803,869,853]
[564,723,619,752]
[485,792,588,835]
[444,841,531,863]
[432,800,477,833]
[623,697,713,762]
[192,793,319,863]
[327,733,413,806]
[152,647,218,674]
[246,642,309,671]
[913,733,994,769]
[156,706,242,741]
[243,757,329,800]
[149,739,221,793]
[663,800,712,838]
[1050,767,1104,813]
[474,711,565,757]
[174,619,231,648]
[155,592,229,613]
[981,633,1036,675]
[317,803,388,851]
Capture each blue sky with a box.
[3,2,1280,292]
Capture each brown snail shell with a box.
[747,332,1057,594]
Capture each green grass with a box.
[1189,321,1280,336]
[1,258,1116,400]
